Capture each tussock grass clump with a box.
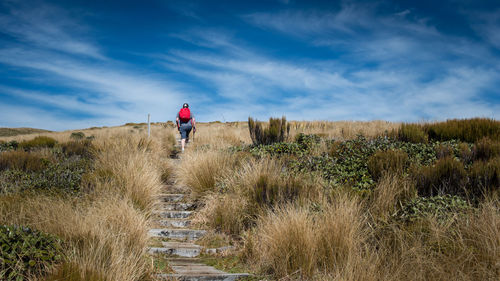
[315,194,367,272]
[371,174,416,219]
[193,193,251,236]
[0,195,150,281]
[19,136,57,150]
[458,142,473,164]
[0,150,48,172]
[245,195,369,279]
[396,123,428,143]
[60,139,94,158]
[468,157,500,198]
[248,116,290,145]
[412,157,466,197]
[247,206,317,278]
[91,135,162,211]
[425,118,500,143]
[473,137,500,161]
[367,149,409,181]
[232,158,322,208]
[194,158,324,236]
[178,150,241,197]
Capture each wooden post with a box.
[147,114,151,138]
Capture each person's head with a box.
[182,103,189,108]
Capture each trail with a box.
[148,142,249,280]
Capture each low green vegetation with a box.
[0,137,94,195]
[0,225,63,280]
[189,118,499,279]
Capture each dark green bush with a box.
[473,137,500,161]
[0,225,63,280]
[294,133,321,151]
[367,149,409,181]
[249,134,322,157]
[69,132,85,140]
[397,123,428,143]
[248,116,290,145]
[424,118,500,142]
[291,136,376,190]
[468,158,500,198]
[0,141,18,152]
[0,151,49,172]
[250,142,302,157]
[19,136,57,151]
[393,195,471,223]
[0,156,91,194]
[412,157,467,197]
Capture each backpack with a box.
[179,108,191,123]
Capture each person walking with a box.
[176,103,196,152]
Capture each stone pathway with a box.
[148,157,250,281]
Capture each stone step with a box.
[157,258,250,280]
[158,219,191,228]
[159,193,186,203]
[156,211,193,219]
[149,229,207,241]
[162,185,191,194]
[157,273,250,281]
[205,246,235,255]
[160,202,194,211]
[149,242,202,257]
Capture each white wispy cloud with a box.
[0,0,498,130]
[0,0,104,59]
[0,1,191,130]
[161,3,499,122]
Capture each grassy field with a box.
[0,127,52,137]
[0,119,499,280]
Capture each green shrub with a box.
[19,136,57,151]
[70,132,85,140]
[424,118,500,142]
[0,151,49,172]
[0,225,63,280]
[473,137,500,161]
[367,149,409,181]
[397,123,428,143]
[393,195,471,223]
[468,158,500,198]
[294,133,321,151]
[0,156,91,194]
[412,157,467,197]
[0,141,18,152]
[248,116,290,145]
[250,142,302,157]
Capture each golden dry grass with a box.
[0,124,174,280]
[177,149,243,197]
[2,120,498,280]
[370,173,416,220]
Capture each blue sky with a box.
[0,0,499,130]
